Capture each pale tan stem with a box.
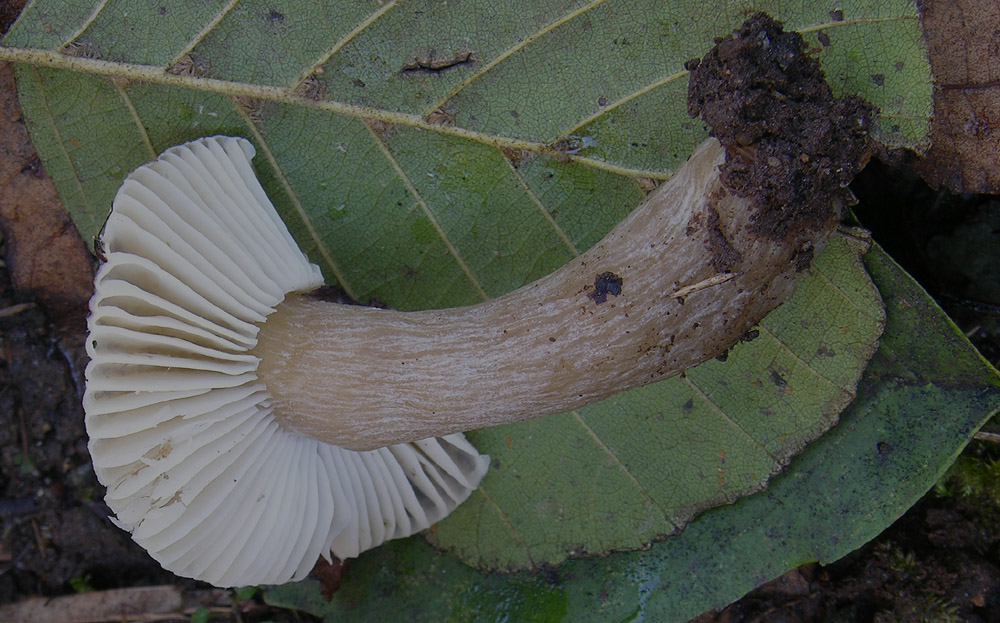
[253,139,833,451]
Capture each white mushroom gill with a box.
[84,136,489,588]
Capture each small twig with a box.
[16,404,29,459]
[0,302,34,318]
[128,607,232,622]
[30,519,46,559]
[669,272,737,299]
[973,431,1000,443]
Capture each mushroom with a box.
[85,136,489,587]
[85,15,874,589]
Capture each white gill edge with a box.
[84,135,490,587]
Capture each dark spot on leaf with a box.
[166,54,207,77]
[588,272,622,304]
[426,107,456,126]
[870,74,885,86]
[294,74,326,100]
[61,40,101,59]
[366,118,396,140]
[501,146,533,168]
[598,96,608,106]
[540,564,562,586]
[769,369,787,389]
[817,31,831,47]
[267,9,284,23]
[829,9,844,21]
[552,135,586,159]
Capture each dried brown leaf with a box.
[916,0,1000,193]
[0,62,93,332]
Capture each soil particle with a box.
[687,13,877,240]
[588,271,623,304]
[703,202,743,272]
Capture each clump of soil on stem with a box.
[686,13,877,240]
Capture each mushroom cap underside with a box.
[84,135,489,587]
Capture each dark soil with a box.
[0,257,186,597]
[686,13,876,241]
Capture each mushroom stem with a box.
[254,138,829,451]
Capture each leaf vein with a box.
[28,66,94,228]
[811,258,884,321]
[754,324,852,394]
[235,112,355,299]
[363,121,489,301]
[293,0,399,89]
[475,485,535,567]
[560,69,690,140]
[500,150,578,256]
[59,0,109,50]
[571,411,679,529]
[682,375,778,461]
[0,47,674,179]
[167,0,241,69]
[112,82,155,159]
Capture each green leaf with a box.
[189,607,210,623]
[2,0,930,259]
[265,244,1000,622]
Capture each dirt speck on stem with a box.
[687,13,878,240]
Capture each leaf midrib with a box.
[0,46,668,180]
